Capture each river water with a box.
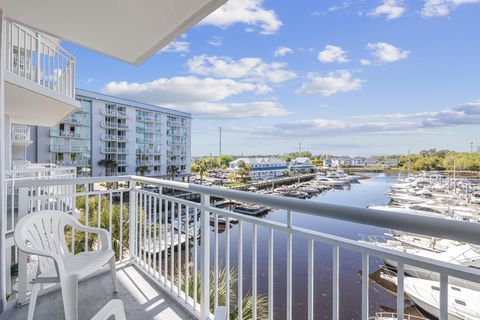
[207,173,411,319]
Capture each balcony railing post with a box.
[128,181,137,262]
[200,193,210,320]
[17,187,29,305]
[35,33,41,84]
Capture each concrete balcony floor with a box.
[3,264,194,320]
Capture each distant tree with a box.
[237,160,252,183]
[167,165,180,180]
[218,155,233,168]
[98,159,117,176]
[136,165,149,176]
[191,159,208,184]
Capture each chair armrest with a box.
[15,245,67,278]
[70,220,112,250]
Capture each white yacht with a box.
[382,274,480,320]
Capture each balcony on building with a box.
[3,20,80,128]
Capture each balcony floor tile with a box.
[3,264,195,320]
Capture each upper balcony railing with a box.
[102,121,129,130]
[101,108,128,118]
[5,175,480,320]
[11,124,31,141]
[5,20,75,99]
[50,130,85,139]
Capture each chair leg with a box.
[110,256,118,293]
[61,276,79,320]
[27,283,41,320]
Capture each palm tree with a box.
[182,265,268,319]
[69,195,129,260]
[191,159,208,184]
[237,160,251,183]
[136,165,148,176]
[98,159,117,176]
[167,165,180,180]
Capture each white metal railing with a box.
[50,145,89,153]
[4,165,76,236]
[101,108,128,117]
[137,148,160,154]
[137,126,155,133]
[137,115,155,122]
[63,117,87,126]
[167,160,185,165]
[137,160,161,166]
[58,160,91,167]
[50,131,83,139]
[11,124,30,141]
[136,137,155,144]
[6,175,480,320]
[101,121,120,129]
[5,20,75,98]
[101,134,118,141]
[101,147,118,153]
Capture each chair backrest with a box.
[14,210,77,274]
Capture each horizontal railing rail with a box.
[7,175,480,320]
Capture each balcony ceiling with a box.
[2,0,227,65]
[5,73,79,127]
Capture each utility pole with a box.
[219,126,222,157]
[407,150,411,178]
[298,142,301,153]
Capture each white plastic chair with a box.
[90,299,126,320]
[14,210,117,320]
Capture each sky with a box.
[66,0,480,157]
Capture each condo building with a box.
[26,89,191,178]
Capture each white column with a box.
[4,115,10,168]
[0,13,7,313]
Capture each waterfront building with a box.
[351,157,367,167]
[323,157,352,168]
[229,157,288,180]
[27,90,191,178]
[289,157,316,171]
[384,158,400,168]
[366,157,382,167]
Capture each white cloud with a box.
[186,55,296,83]
[318,45,350,63]
[231,100,480,137]
[208,36,223,47]
[273,46,293,57]
[160,40,190,53]
[369,0,406,20]
[367,42,410,62]
[360,59,371,65]
[201,0,282,35]
[101,76,289,119]
[295,70,364,96]
[328,1,352,12]
[182,101,291,119]
[103,76,264,105]
[422,0,480,17]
